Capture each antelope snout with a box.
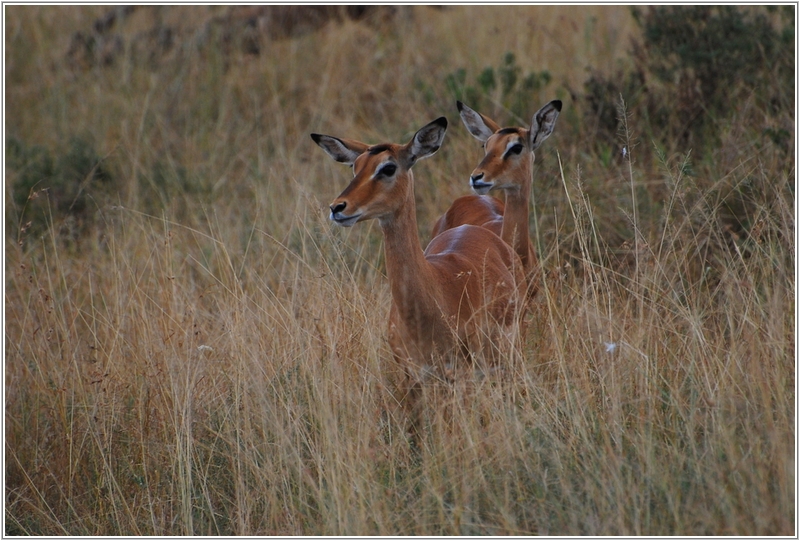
[329,200,361,227]
[470,172,493,195]
[330,201,346,215]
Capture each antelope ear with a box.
[528,100,562,150]
[403,116,447,167]
[310,134,368,165]
[457,101,500,143]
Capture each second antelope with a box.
[311,117,525,430]
[432,100,562,298]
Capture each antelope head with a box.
[311,117,448,227]
[458,100,561,195]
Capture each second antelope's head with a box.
[458,100,561,195]
[311,117,448,227]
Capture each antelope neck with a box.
[379,171,439,323]
[500,157,532,269]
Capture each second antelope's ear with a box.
[457,101,500,143]
[310,133,368,165]
[403,116,447,167]
[528,100,562,150]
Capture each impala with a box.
[431,100,562,298]
[311,117,525,429]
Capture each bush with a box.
[444,52,553,121]
[7,135,114,243]
[582,6,794,152]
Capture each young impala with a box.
[311,117,525,430]
[431,100,561,298]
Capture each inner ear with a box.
[528,100,561,150]
[311,134,368,164]
[406,117,447,164]
[458,101,499,143]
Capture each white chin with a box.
[331,214,360,227]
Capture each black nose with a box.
[330,201,346,214]
[470,173,484,183]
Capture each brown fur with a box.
[312,119,525,435]
[431,100,562,300]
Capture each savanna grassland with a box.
[5,5,795,535]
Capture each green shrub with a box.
[636,5,793,143]
[581,6,794,152]
[444,52,553,120]
[7,135,114,243]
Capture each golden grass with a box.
[5,5,794,535]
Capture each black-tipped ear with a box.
[529,100,562,150]
[405,117,447,165]
[457,101,499,143]
[311,133,368,165]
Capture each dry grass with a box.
[5,5,795,535]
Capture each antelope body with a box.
[432,100,562,298]
[311,117,525,427]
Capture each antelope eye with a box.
[507,143,524,156]
[377,163,397,177]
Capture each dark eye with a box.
[506,143,524,157]
[378,163,397,177]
